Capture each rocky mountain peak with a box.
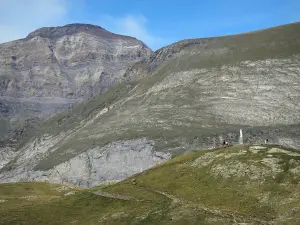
[0,22,152,145]
[26,23,137,41]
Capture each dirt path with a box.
[153,190,271,225]
[92,188,271,224]
[92,190,140,201]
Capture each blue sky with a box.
[0,0,299,50]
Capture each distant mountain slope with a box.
[0,23,152,142]
[1,22,300,187]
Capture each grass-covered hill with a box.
[1,145,300,224]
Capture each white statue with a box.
[239,129,243,145]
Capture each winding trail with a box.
[154,190,271,225]
[92,187,271,224]
[92,190,140,201]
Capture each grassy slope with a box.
[145,22,300,74]
[0,184,169,225]
[1,145,300,224]
[104,145,300,224]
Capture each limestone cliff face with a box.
[0,137,171,188]
[0,23,152,140]
[0,23,152,98]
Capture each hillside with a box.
[1,145,300,224]
[0,23,152,143]
[1,22,300,187]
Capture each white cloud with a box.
[100,14,168,50]
[0,0,68,43]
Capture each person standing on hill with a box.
[265,139,269,144]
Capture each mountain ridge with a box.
[25,23,145,43]
[125,22,300,79]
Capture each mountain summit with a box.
[26,23,141,41]
[0,23,152,143]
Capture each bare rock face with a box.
[0,23,152,98]
[0,23,152,140]
[0,147,16,169]
[0,138,171,188]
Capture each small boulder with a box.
[64,191,76,196]
[131,178,137,185]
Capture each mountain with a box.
[1,145,300,224]
[1,22,300,187]
[0,23,152,143]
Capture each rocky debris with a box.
[110,212,130,219]
[54,185,76,192]
[99,212,130,223]
[64,191,76,196]
[249,146,267,154]
[20,196,38,200]
[249,146,267,150]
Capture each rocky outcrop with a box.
[0,147,16,169]
[0,24,151,99]
[0,23,152,141]
[0,23,152,99]
[0,138,171,187]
